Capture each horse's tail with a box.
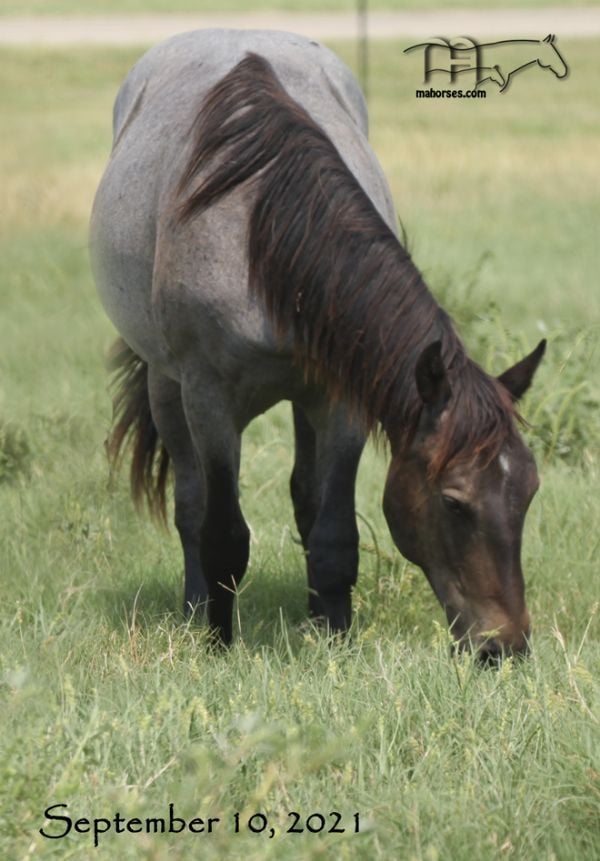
[105,338,170,524]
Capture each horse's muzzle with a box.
[451,627,531,667]
[476,635,530,667]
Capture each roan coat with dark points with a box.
[91,30,545,656]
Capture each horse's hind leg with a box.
[291,402,365,632]
[147,370,208,611]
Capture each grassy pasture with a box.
[1,38,599,860]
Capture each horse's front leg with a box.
[292,402,365,633]
[149,368,249,644]
[180,373,250,646]
[198,458,250,645]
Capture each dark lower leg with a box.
[290,404,318,548]
[147,371,208,616]
[173,465,209,614]
[307,516,359,632]
[180,530,208,613]
[201,463,250,645]
[297,405,364,632]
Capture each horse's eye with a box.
[442,495,465,514]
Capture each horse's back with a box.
[113,29,369,142]
[90,30,395,386]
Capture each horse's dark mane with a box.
[177,53,516,474]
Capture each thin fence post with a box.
[357,0,369,103]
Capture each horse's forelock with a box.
[426,365,518,480]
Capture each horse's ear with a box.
[543,34,554,43]
[497,339,546,401]
[415,341,452,411]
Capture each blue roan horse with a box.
[91,30,545,658]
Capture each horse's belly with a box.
[89,163,168,367]
[151,190,308,422]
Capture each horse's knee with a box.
[203,517,250,585]
[290,463,303,505]
[173,470,204,533]
[226,519,251,582]
[308,522,359,588]
[290,467,316,544]
[175,506,200,545]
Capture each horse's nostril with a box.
[477,639,504,668]
[477,635,530,667]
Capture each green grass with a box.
[2,0,599,16]
[1,40,599,860]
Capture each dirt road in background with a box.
[1,8,599,45]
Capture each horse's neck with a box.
[286,236,459,434]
